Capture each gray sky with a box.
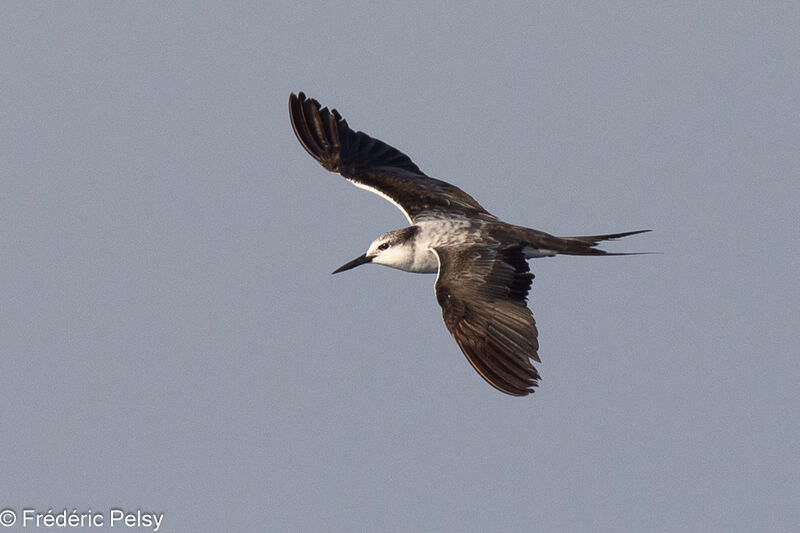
[2,2,798,532]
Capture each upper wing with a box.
[433,245,540,396]
[289,92,491,223]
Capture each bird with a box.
[288,91,649,396]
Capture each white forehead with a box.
[368,231,405,252]
[368,234,391,252]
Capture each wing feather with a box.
[289,92,492,221]
[433,245,540,396]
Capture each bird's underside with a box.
[289,91,649,396]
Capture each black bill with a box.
[332,253,372,274]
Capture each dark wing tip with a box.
[288,91,345,173]
[289,91,425,177]
[456,333,540,396]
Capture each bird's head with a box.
[332,227,419,273]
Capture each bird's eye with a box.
[378,243,390,251]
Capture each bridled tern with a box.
[289,92,649,396]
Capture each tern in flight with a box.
[289,92,648,396]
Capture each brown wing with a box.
[433,245,540,396]
[289,92,491,222]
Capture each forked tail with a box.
[555,229,652,256]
